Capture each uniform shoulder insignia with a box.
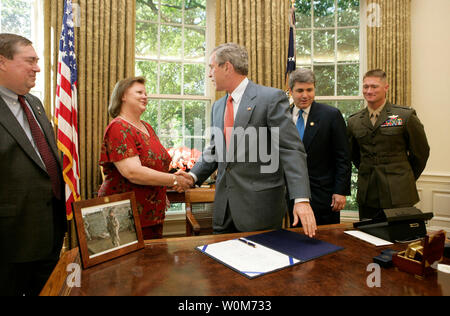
[391,104,413,111]
[348,108,365,119]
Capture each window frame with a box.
[294,0,368,217]
[135,0,215,150]
[294,0,367,103]
[135,0,215,223]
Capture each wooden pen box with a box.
[392,230,446,278]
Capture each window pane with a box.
[167,202,185,213]
[160,25,182,59]
[294,0,311,29]
[160,62,181,94]
[185,0,206,26]
[314,65,335,96]
[337,28,359,62]
[136,60,158,94]
[135,60,158,94]
[337,63,359,96]
[136,0,159,22]
[159,100,182,138]
[313,30,335,63]
[338,0,360,27]
[160,137,184,149]
[161,0,182,24]
[141,99,159,131]
[184,27,206,61]
[184,64,205,95]
[313,0,335,28]
[184,138,206,153]
[185,100,206,137]
[336,99,364,121]
[1,0,31,37]
[135,22,158,58]
[295,30,311,65]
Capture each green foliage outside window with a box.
[0,0,32,38]
[135,0,208,153]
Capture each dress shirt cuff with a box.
[294,198,310,204]
[188,172,198,184]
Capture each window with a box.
[135,0,210,151]
[135,0,213,218]
[0,0,44,99]
[294,0,365,212]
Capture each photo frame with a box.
[73,192,145,268]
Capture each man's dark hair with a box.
[0,33,33,59]
[364,69,387,81]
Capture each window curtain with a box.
[215,0,290,98]
[44,0,136,248]
[44,0,136,200]
[367,0,411,106]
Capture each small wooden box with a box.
[392,230,446,278]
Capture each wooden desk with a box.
[41,224,449,296]
[166,190,186,203]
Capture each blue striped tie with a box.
[296,109,305,140]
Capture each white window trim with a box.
[158,1,215,230]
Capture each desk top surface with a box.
[42,224,449,296]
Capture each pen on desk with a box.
[238,238,256,248]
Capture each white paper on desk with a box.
[344,230,393,247]
[197,239,301,278]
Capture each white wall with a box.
[411,0,450,231]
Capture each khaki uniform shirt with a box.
[347,102,429,211]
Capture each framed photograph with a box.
[73,192,145,268]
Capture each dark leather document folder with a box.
[246,229,344,262]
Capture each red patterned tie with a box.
[224,94,234,150]
[18,95,62,200]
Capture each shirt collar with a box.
[293,102,312,117]
[229,77,249,105]
[367,100,387,116]
[0,85,20,103]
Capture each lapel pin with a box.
[247,107,252,111]
[310,122,315,126]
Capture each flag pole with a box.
[285,0,296,94]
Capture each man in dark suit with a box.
[0,33,66,296]
[347,69,429,220]
[287,68,352,225]
[179,43,317,237]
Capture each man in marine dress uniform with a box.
[347,69,430,220]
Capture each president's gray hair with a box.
[288,68,316,90]
[212,43,248,76]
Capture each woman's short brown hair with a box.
[108,76,146,118]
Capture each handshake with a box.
[171,170,196,193]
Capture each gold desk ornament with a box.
[392,230,446,279]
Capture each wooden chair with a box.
[185,188,215,236]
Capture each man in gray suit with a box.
[0,33,66,295]
[179,43,316,237]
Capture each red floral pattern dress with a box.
[98,117,171,228]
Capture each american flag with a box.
[285,3,296,90]
[55,0,80,220]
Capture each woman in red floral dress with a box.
[98,77,191,239]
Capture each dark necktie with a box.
[224,94,234,150]
[18,95,62,200]
[296,109,305,140]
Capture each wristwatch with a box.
[172,175,178,186]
